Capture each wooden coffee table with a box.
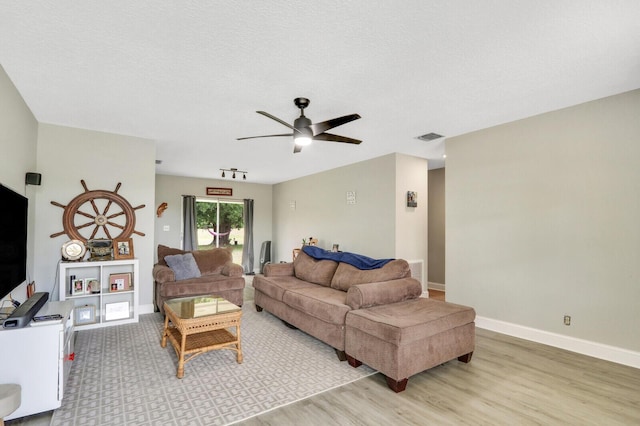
[161,295,243,378]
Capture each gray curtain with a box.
[182,195,197,251]
[242,199,254,274]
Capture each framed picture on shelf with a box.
[105,301,130,321]
[85,278,100,294]
[109,273,132,292]
[113,238,134,260]
[71,278,85,295]
[75,304,96,325]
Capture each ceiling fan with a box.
[237,97,361,153]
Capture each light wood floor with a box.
[429,289,445,301]
[238,312,640,425]
[10,286,640,425]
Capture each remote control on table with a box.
[33,314,63,322]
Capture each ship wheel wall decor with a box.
[50,180,146,243]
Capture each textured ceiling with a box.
[2,1,639,184]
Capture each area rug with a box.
[50,301,375,426]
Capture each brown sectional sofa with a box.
[254,247,476,391]
[253,249,424,359]
[152,245,245,314]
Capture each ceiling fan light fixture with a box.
[294,126,313,146]
[294,135,312,146]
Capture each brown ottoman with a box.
[345,298,475,392]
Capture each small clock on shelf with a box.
[61,239,86,261]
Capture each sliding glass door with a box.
[195,198,244,264]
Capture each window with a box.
[195,198,244,263]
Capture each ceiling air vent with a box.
[416,132,444,141]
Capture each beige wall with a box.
[0,65,38,303]
[446,89,640,353]
[428,168,445,286]
[34,124,156,311]
[272,153,428,265]
[154,174,273,272]
[394,154,428,277]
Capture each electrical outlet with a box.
[564,315,571,326]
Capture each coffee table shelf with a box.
[161,295,243,378]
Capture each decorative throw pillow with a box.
[164,253,201,281]
[293,250,338,287]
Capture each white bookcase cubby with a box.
[59,259,139,329]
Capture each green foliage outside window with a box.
[196,201,243,246]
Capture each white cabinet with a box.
[59,259,139,329]
[0,301,74,420]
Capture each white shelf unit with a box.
[59,259,139,329]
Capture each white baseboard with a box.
[428,281,445,292]
[139,303,155,315]
[476,316,640,369]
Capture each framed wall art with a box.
[407,191,418,207]
[206,187,232,196]
[114,238,134,259]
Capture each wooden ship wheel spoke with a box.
[50,180,146,243]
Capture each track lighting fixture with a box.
[220,168,247,180]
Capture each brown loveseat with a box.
[153,245,245,314]
[253,247,423,360]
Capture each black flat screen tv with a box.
[0,184,28,300]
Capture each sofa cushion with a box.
[330,259,411,291]
[157,244,233,275]
[253,275,317,302]
[192,248,233,275]
[157,244,187,266]
[345,298,476,345]
[293,250,339,287]
[283,286,350,325]
[164,253,202,281]
[159,274,245,298]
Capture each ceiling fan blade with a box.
[293,144,303,153]
[237,133,293,141]
[309,114,361,136]
[313,132,362,145]
[257,111,303,134]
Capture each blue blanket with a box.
[302,245,393,270]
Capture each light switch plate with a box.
[346,191,356,204]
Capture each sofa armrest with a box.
[222,261,244,277]
[153,264,175,283]
[263,262,294,277]
[346,278,422,310]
